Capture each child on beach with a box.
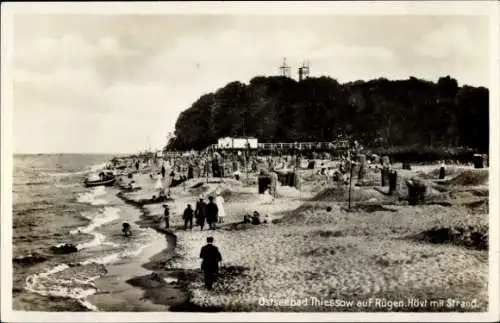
[122,222,132,237]
[162,204,170,229]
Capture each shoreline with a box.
[111,187,223,312]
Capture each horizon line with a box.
[13,152,154,156]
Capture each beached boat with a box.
[83,171,116,187]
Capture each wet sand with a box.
[86,171,185,311]
[87,171,223,312]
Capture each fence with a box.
[206,141,349,151]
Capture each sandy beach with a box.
[86,161,488,312]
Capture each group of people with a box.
[161,192,226,231]
[243,210,269,225]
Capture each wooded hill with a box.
[167,75,489,157]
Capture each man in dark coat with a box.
[183,204,194,230]
[161,165,166,178]
[195,197,207,230]
[199,237,222,290]
[205,196,219,230]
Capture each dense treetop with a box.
[167,75,489,155]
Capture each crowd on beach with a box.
[113,143,481,237]
[110,150,348,291]
[107,144,489,293]
[112,144,395,236]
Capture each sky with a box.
[11,14,491,154]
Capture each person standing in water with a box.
[199,236,222,290]
[122,223,132,236]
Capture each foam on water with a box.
[69,207,121,250]
[25,263,101,311]
[74,232,120,250]
[77,232,107,250]
[163,277,178,284]
[25,242,152,311]
[54,183,81,189]
[70,207,121,235]
[80,242,150,266]
[77,186,108,206]
[47,170,89,177]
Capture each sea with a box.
[12,154,161,311]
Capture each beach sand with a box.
[89,162,488,312]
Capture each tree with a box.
[167,75,489,155]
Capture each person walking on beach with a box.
[200,237,222,290]
[161,164,166,178]
[206,196,219,230]
[215,192,226,224]
[162,204,170,229]
[195,197,207,230]
[183,204,194,230]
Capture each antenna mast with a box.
[279,57,291,78]
[298,60,310,82]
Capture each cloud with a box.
[14,33,140,76]
[413,24,486,59]
[149,27,394,64]
[11,16,490,153]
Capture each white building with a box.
[217,137,258,149]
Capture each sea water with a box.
[12,154,159,311]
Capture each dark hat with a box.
[207,236,214,243]
[208,196,214,200]
[162,204,169,208]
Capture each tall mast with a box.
[279,57,291,78]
